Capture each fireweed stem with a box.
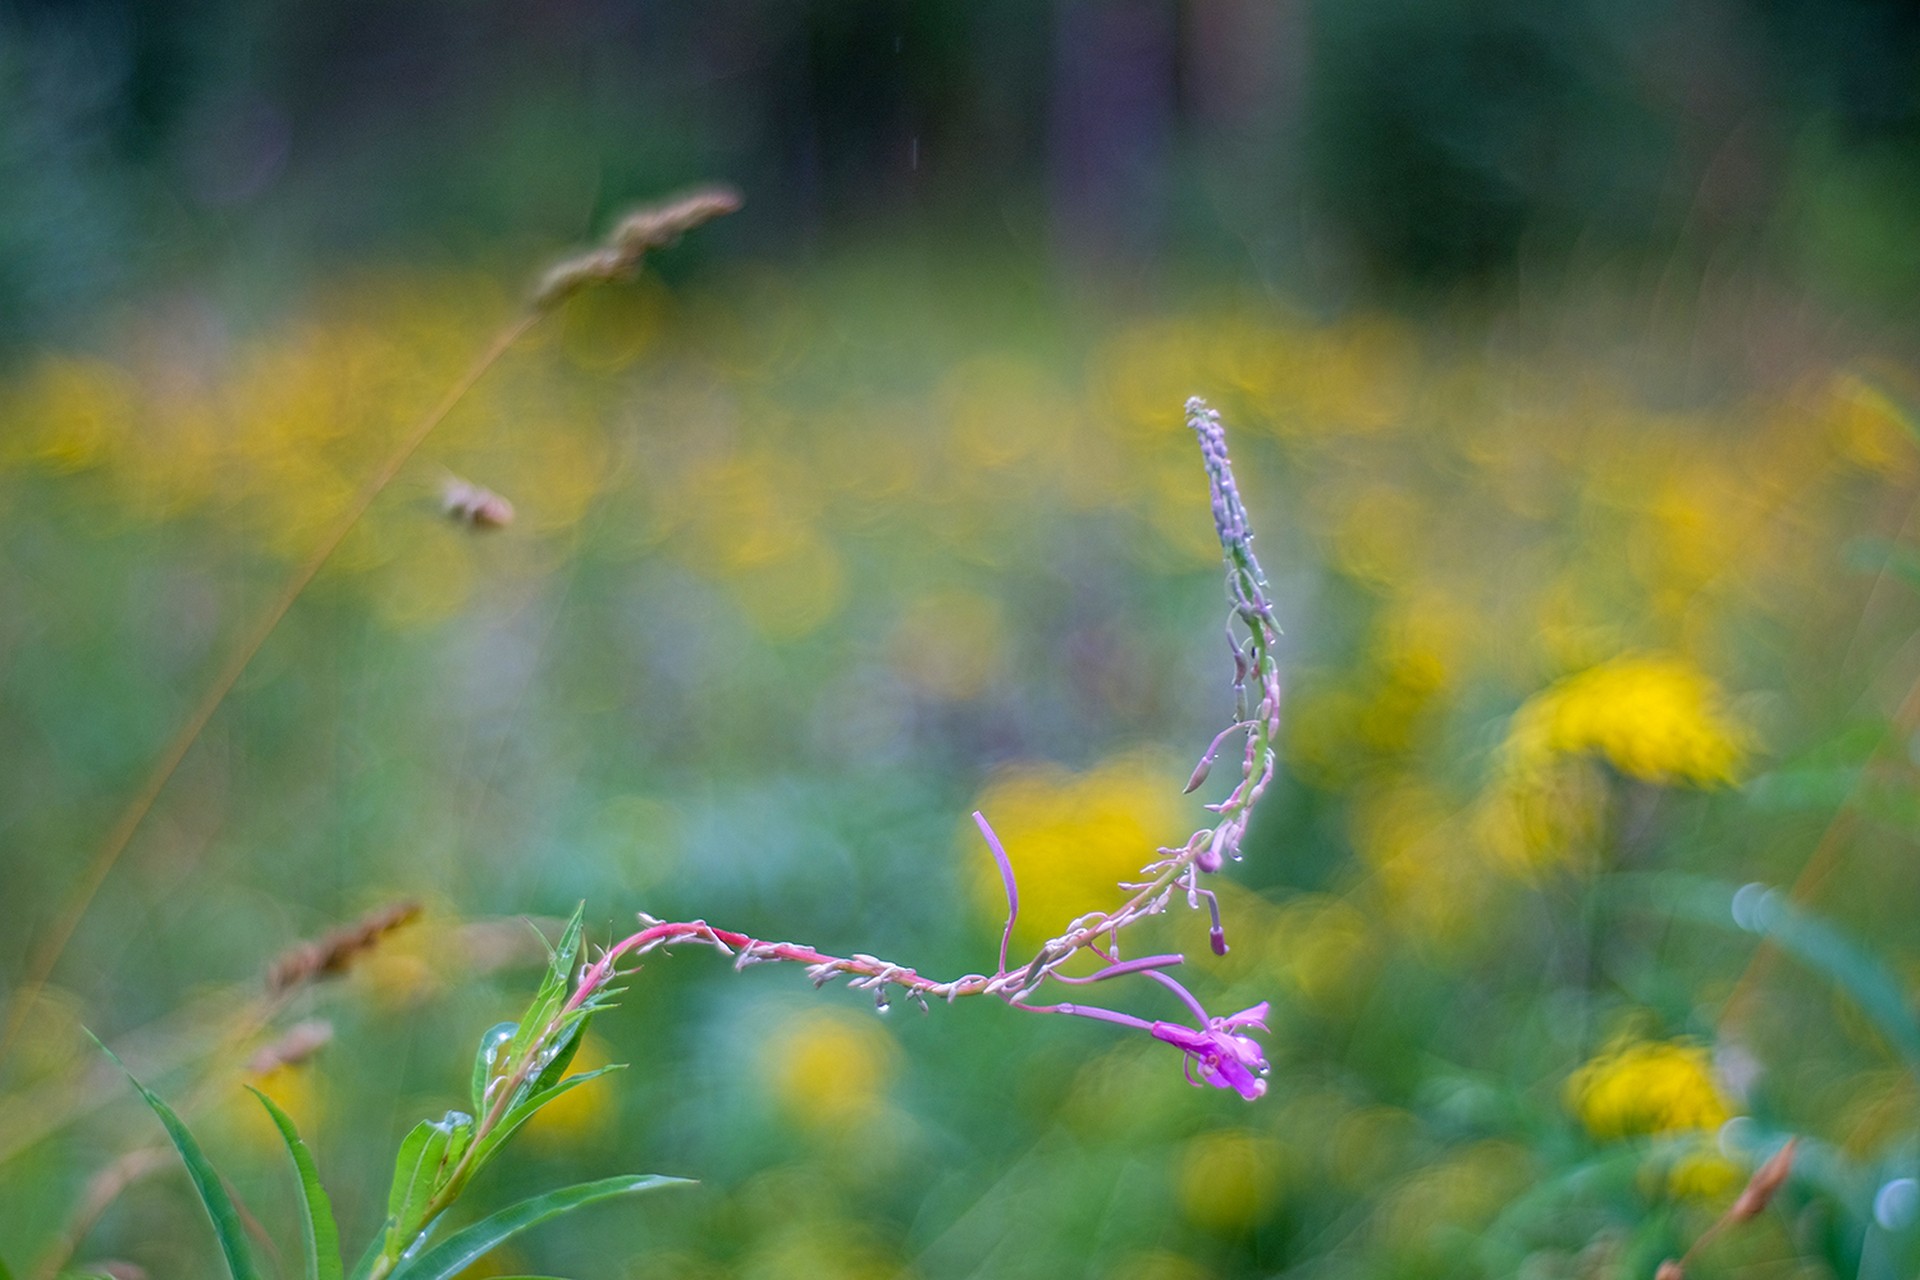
[546,399,1282,1080]
[370,397,1275,1275]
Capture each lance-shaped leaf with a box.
[465,1064,625,1174]
[388,1175,690,1280]
[249,1087,344,1280]
[471,1021,518,1117]
[88,1033,265,1280]
[383,1110,474,1255]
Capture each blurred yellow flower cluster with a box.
[1566,1036,1746,1201]
[1505,654,1749,788]
[965,756,1187,952]
[1566,1037,1734,1141]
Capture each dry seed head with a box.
[611,185,742,254]
[1730,1138,1796,1221]
[246,1018,335,1075]
[266,901,422,994]
[532,184,741,311]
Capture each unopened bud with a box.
[1209,926,1229,956]
[1185,752,1215,794]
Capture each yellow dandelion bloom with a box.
[1565,1038,1734,1142]
[1506,654,1749,787]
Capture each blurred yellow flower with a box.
[966,756,1185,951]
[764,1007,898,1130]
[1505,654,1749,787]
[1824,371,1914,473]
[1667,1146,1744,1201]
[1565,1038,1733,1141]
[1177,1128,1283,1232]
[523,1035,618,1145]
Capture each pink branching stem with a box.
[546,399,1284,1080]
[1048,954,1186,985]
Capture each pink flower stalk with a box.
[538,400,1284,1100]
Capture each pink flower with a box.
[1151,1001,1271,1100]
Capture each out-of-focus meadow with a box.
[7,3,1920,1277]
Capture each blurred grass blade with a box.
[87,1033,265,1280]
[1622,874,1920,1073]
[388,1174,689,1280]
[1844,537,1920,593]
[248,1086,344,1280]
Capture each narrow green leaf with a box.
[383,1111,472,1252]
[529,1014,589,1097]
[87,1033,265,1280]
[507,909,587,1074]
[466,1064,626,1173]
[248,1087,344,1280]
[471,1021,519,1116]
[387,1175,690,1280]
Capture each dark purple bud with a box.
[1210,926,1229,956]
[1196,845,1223,873]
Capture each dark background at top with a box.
[2,0,1918,347]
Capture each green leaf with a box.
[383,1111,474,1253]
[471,1021,519,1116]
[248,1087,344,1280]
[387,1175,690,1280]
[529,1015,589,1097]
[87,1033,265,1280]
[466,1065,626,1173]
[506,909,586,1075]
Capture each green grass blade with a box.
[248,1087,344,1280]
[87,1032,265,1280]
[387,1174,689,1280]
